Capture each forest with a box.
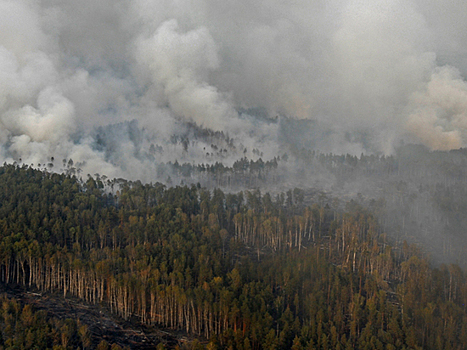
[0,161,465,349]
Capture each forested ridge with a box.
[0,164,466,349]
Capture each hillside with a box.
[0,164,465,349]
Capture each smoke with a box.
[2,0,467,179]
[135,19,234,130]
[407,66,467,150]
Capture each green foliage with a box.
[0,295,82,349]
[0,164,464,349]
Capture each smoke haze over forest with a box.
[2,0,467,180]
[4,4,467,347]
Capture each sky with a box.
[2,0,467,180]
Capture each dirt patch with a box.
[0,284,200,349]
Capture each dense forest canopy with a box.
[4,1,467,348]
[0,163,465,349]
[55,141,467,265]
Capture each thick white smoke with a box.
[1,0,467,179]
[407,66,467,150]
[136,19,234,130]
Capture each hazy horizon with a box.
[2,0,467,180]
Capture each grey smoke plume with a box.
[2,0,467,179]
